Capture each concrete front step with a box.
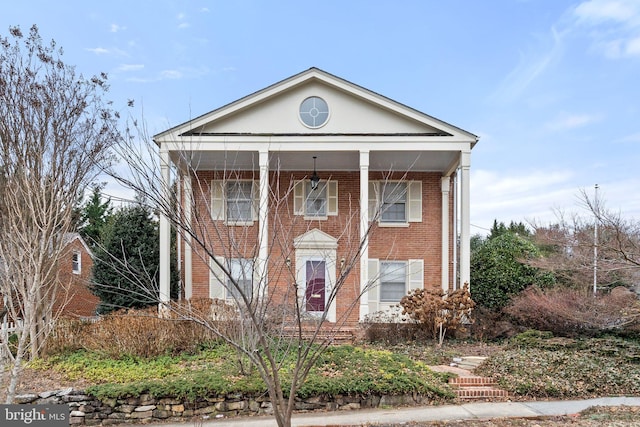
[453,356,487,370]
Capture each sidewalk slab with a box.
[460,401,540,419]
[135,396,640,427]
[523,396,640,416]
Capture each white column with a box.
[440,176,450,293]
[359,150,370,320]
[183,171,193,300]
[459,151,471,289]
[159,148,171,306]
[258,150,269,297]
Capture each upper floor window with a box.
[306,181,327,217]
[381,182,407,223]
[72,250,81,274]
[227,181,253,222]
[369,180,422,225]
[294,180,338,219]
[210,180,258,225]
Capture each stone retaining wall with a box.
[15,388,432,425]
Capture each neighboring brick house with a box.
[1,233,98,327]
[56,233,99,319]
[154,68,478,323]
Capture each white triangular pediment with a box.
[293,228,338,250]
[156,68,475,141]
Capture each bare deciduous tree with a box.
[531,189,640,292]
[0,25,118,402]
[102,117,415,427]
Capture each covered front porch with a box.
[153,67,477,320]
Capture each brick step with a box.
[455,386,510,399]
[449,375,509,400]
[449,376,496,387]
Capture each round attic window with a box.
[299,96,329,128]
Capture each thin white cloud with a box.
[160,70,183,79]
[124,66,210,83]
[545,112,603,131]
[617,132,640,143]
[470,168,640,233]
[573,0,639,24]
[116,64,144,72]
[110,24,125,33]
[177,12,190,29]
[489,27,565,103]
[85,46,129,57]
[470,169,577,232]
[85,47,110,55]
[625,35,640,55]
[570,0,640,58]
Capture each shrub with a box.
[44,300,232,358]
[81,343,455,402]
[470,232,555,310]
[360,309,427,344]
[467,306,521,341]
[505,286,640,337]
[400,284,475,346]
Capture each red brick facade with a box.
[56,236,99,318]
[181,169,456,324]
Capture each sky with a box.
[2,0,640,234]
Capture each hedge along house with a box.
[154,68,478,324]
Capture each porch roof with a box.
[154,68,478,175]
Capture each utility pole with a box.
[593,184,599,296]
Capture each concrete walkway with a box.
[138,396,640,426]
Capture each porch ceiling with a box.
[171,150,459,173]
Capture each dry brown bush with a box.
[44,299,239,358]
[505,286,640,337]
[400,284,476,346]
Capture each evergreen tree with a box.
[488,219,532,240]
[91,203,178,314]
[470,232,555,310]
[79,183,112,248]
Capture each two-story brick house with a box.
[154,68,477,324]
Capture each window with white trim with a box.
[381,182,407,223]
[367,258,424,312]
[226,258,254,302]
[379,261,407,302]
[369,181,422,224]
[226,181,253,222]
[72,250,81,274]
[306,181,326,217]
[210,180,258,224]
[294,180,338,218]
